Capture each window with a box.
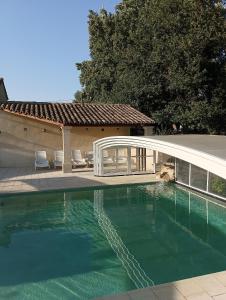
[190,165,207,191]
[102,146,154,175]
[209,173,226,198]
[176,159,189,185]
[102,147,128,175]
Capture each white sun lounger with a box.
[72,150,87,168]
[53,150,64,168]
[35,151,50,170]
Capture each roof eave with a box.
[0,109,155,127]
[1,110,63,127]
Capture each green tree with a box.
[76,0,226,133]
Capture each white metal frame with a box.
[95,144,155,177]
[94,136,226,179]
[94,136,226,201]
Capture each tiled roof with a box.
[0,101,155,126]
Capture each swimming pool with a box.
[0,182,226,299]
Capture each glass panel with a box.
[131,147,154,173]
[190,164,207,191]
[131,155,138,172]
[102,148,116,175]
[176,159,189,185]
[102,147,153,175]
[115,148,128,173]
[146,149,153,156]
[131,147,139,174]
[209,173,226,198]
[146,156,153,172]
[146,149,153,172]
[103,147,128,175]
[131,147,137,157]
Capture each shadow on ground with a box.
[0,167,110,194]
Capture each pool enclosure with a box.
[176,159,226,200]
[95,146,155,176]
[94,135,226,201]
[94,136,158,176]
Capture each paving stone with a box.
[213,294,226,300]
[128,287,157,299]
[152,284,186,300]
[0,168,157,194]
[173,278,204,297]
[195,275,226,296]
[214,272,226,287]
[187,292,212,300]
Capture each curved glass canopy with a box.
[94,135,226,201]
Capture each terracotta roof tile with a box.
[0,101,155,127]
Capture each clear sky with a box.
[0,0,119,102]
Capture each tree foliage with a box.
[76,0,226,133]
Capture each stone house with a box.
[0,101,155,172]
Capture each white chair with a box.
[53,150,64,168]
[86,151,94,167]
[35,151,50,170]
[71,150,87,168]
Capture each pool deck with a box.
[0,167,158,194]
[96,271,226,300]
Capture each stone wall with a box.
[158,163,175,182]
[155,151,175,181]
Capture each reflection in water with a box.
[144,184,226,265]
[94,190,155,289]
[0,184,226,299]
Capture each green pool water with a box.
[1,183,226,299]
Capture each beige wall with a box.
[0,111,130,167]
[0,111,62,167]
[70,127,129,155]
